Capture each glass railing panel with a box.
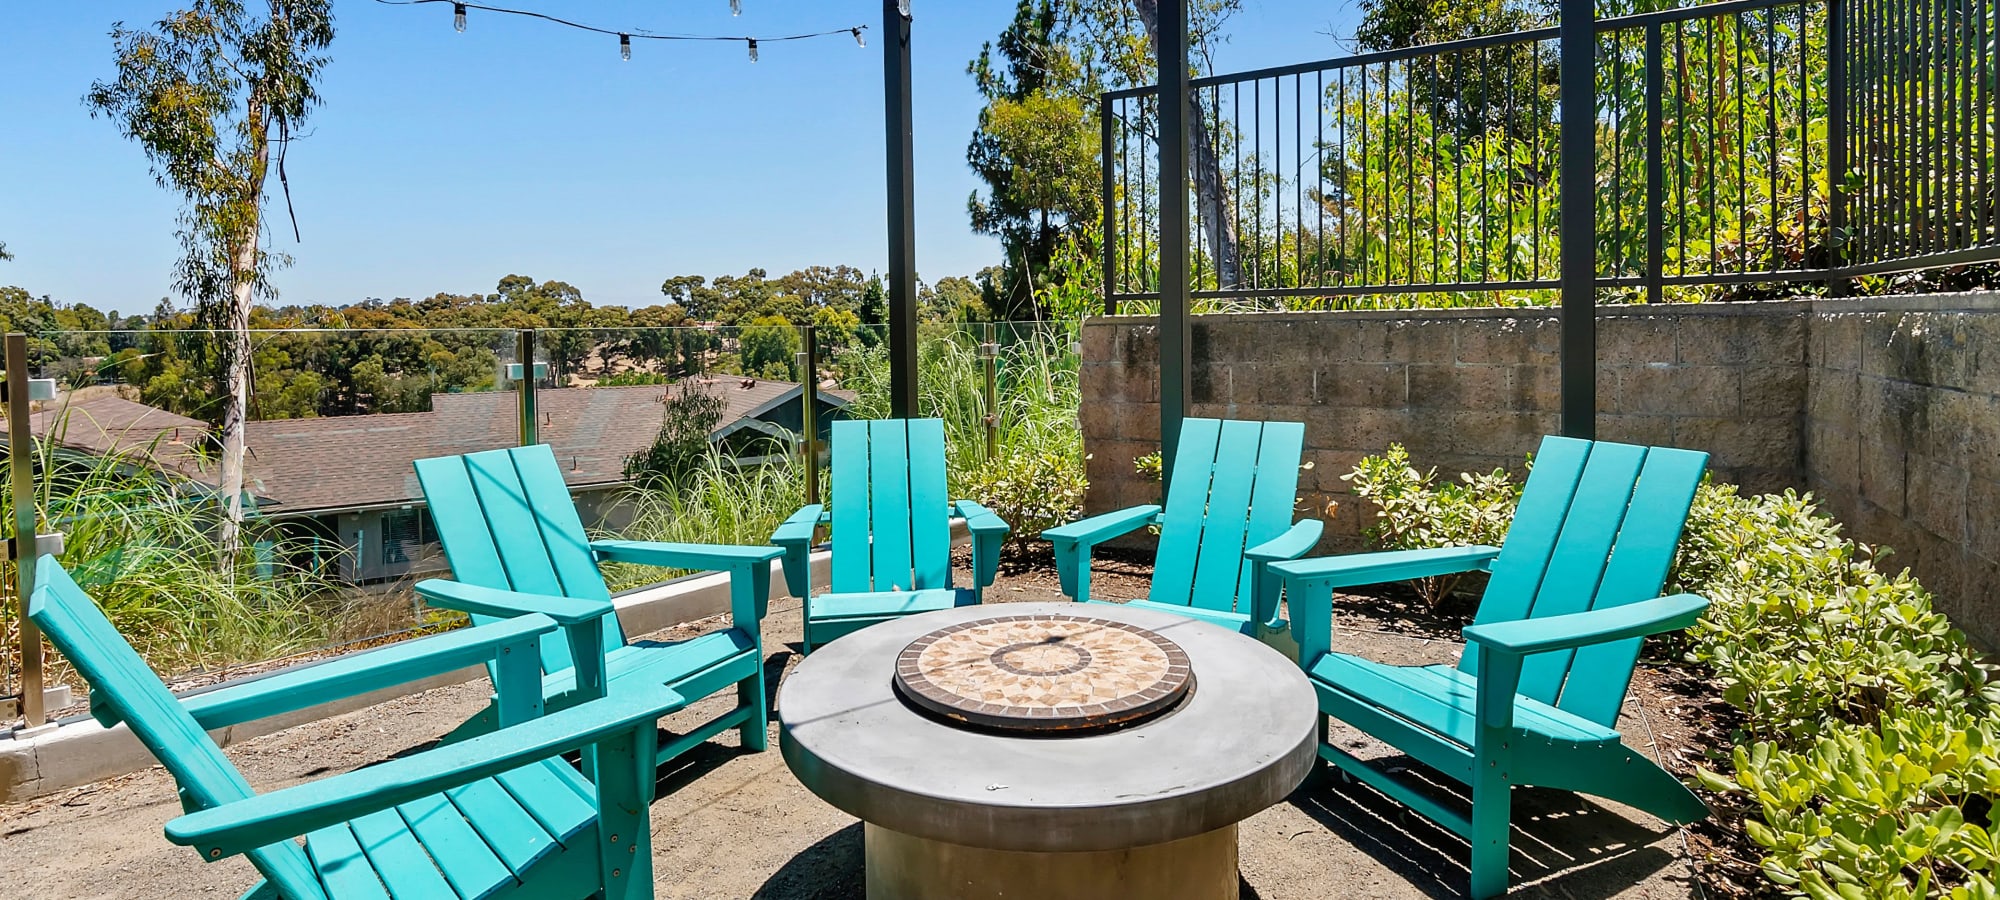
[6,328,521,698]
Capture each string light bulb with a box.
[453,2,466,32]
[746,38,758,62]
[619,33,631,60]
[852,27,865,47]
[730,0,742,14]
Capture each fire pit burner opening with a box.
[891,613,1193,734]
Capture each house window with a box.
[381,508,433,565]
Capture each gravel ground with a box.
[0,553,1702,899]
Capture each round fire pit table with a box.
[778,602,1318,900]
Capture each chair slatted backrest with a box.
[1458,436,1708,728]
[416,444,621,675]
[1149,418,1307,616]
[828,419,953,594]
[29,560,323,897]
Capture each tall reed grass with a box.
[2,419,343,686]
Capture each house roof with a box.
[26,393,211,476]
[241,378,848,516]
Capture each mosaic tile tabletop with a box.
[891,613,1194,734]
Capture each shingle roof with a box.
[26,394,211,476]
[241,379,839,515]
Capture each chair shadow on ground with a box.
[1288,758,1688,899]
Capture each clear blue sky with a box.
[1,1,1361,314]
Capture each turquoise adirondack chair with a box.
[771,418,1009,653]
[30,557,675,900]
[1045,417,1322,638]
[1269,436,1713,898]
[414,444,783,763]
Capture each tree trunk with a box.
[216,108,270,564]
[1133,0,1243,289]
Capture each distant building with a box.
[25,379,848,583]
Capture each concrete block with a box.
[1453,318,1542,365]
[1806,369,1860,430]
[1598,413,1678,448]
[1438,409,1554,458]
[1600,317,1679,365]
[1803,421,1861,496]
[1859,438,1909,517]
[1672,415,1800,472]
[1814,312,1867,373]
[1674,313,1801,367]
[1383,319,1461,364]
[1905,455,1969,545]
[1618,365,1740,416]
[1315,363,1406,407]
[1510,364,1562,412]
[1321,318,1391,364]
[1965,476,2000,564]
[1407,363,1513,410]
[1741,365,1809,417]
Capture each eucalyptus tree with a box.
[86,0,334,558]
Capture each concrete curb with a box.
[0,549,834,804]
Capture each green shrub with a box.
[1683,486,1996,741]
[1342,444,1519,605]
[959,447,1087,546]
[1701,708,2000,899]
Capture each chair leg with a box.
[738,661,769,752]
[1468,761,1513,899]
[592,724,660,900]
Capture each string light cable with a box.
[373,0,868,61]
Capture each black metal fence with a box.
[1101,0,1998,309]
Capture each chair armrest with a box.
[180,615,559,732]
[165,682,688,860]
[590,540,782,572]
[1269,544,1501,589]
[592,540,783,624]
[953,500,1010,536]
[1043,504,1161,546]
[954,500,1010,590]
[771,504,826,598]
[414,580,615,700]
[1045,505,1161,600]
[1242,520,1325,629]
[1462,593,1710,658]
[1244,519,1324,564]
[413,579,613,626]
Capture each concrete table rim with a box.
[776,602,1320,854]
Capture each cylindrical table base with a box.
[863,822,1240,900]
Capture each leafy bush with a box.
[1344,448,2000,898]
[1680,484,1996,741]
[1342,444,1519,605]
[1701,708,2000,899]
[959,448,1087,546]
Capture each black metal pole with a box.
[1101,93,1119,315]
[1158,0,1193,483]
[1644,24,1665,307]
[1826,0,1849,295]
[885,0,918,418]
[1558,0,1597,438]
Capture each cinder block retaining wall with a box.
[1079,292,2000,648]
